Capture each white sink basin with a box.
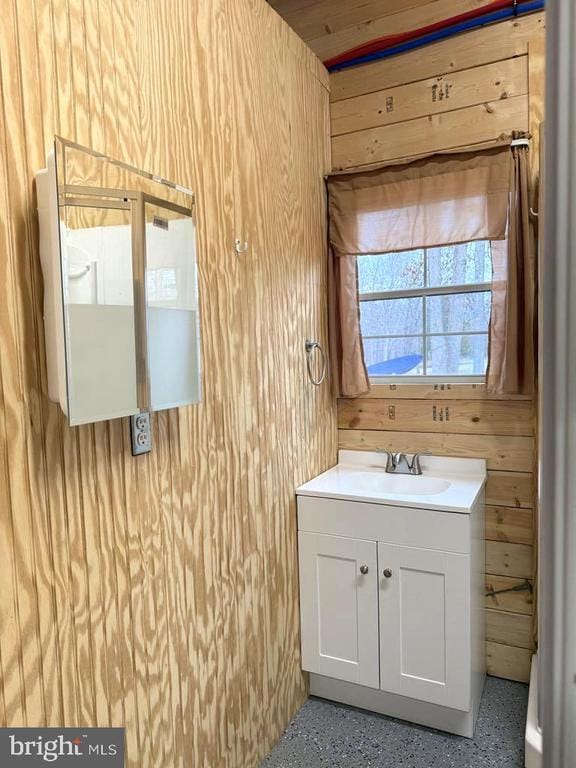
[352,471,451,496]
[296,451,486,513]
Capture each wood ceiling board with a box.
[301,0,488,61]
[268,0,434,42]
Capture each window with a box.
[358,241,492,381]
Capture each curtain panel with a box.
[486,141,535,394]
[327,144,534,397]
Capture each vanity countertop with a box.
[296,451,486,513]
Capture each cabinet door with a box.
[299,532,379,688]
[378,542,470,710]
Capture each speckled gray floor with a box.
[261,677,528,768]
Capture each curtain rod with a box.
[324,135,531,180]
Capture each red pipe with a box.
[324,0,528,68]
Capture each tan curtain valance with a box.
[329,148,512,257]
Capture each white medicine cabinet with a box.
[36,137,201,426]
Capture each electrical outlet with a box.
[131,411,152,455]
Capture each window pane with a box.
[426,291,491,334]
[360,297,422,337]
[358,250,424,293]
[426,334,488,376]
[426,241,492,287]
[364,337,424,377]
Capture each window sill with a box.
[368,375,487,386]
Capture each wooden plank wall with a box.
[333,14,546,682]
[330,13,546,170]
[0,2,336,767]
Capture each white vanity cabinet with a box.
[296,451,486,738]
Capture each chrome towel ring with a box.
[305,340,327,386]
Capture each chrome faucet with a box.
[381,451,430,476]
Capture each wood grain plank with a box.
[77,425,114,728]
[332,94,529,170]
[331,57,528,137]
[486,505,533,544]
[485,472,533,509]
[282,17,330,90]
[487,641,531,683]
[97,0,120,157]
[485,576,534,615]
[0,61,31,724]
[228,4,274,760]
[528,37,545,205]
[486,608,534,649]
[338,398,534,435]
[1,0,78,729]
[330,13,546,102]
[338,431,534,472]
[486,541,533,579]
[10,0,81,729]
[106,420,143,763]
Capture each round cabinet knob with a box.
[382,568,393,578]
[360,565,369,575]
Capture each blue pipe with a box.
[328,0,545,72]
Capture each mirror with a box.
[61,203,138,423]
[144,199,201,410]
[37,137,201,426]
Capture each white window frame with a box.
[360,254,492,384]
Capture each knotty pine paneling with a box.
[487,641,532,683]
[486,506,533,545]
[485,576,534,615]
[332,95,529,170]
[486,608,533,649]
[329,14,544,173]
[486,541,533,580]
[485,472,533,509]
[331,57,528,137]
[338,398,533,436]
[339,430,534,472]
[330,13,545,102]
[0,2,336,767]
[332,16,544,681]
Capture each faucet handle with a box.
[379,450,396,471]
[410,452,431,475]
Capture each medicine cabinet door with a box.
[60,202,139,425]
[143,197,201,411]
